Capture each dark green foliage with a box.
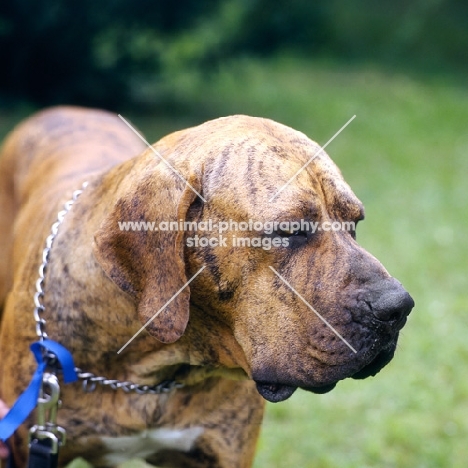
[0,0,466,107]
[0,0,220,107]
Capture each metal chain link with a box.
[74,368,185,394]
[32,181,184,395]
[33,182,89,341]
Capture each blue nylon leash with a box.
[0,339,77,442]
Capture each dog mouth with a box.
[255,345,396,403]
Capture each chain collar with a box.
[33,181,184,395]
[33,182,88,340]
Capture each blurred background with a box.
[1,1,467,467]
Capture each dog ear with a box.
[93,161,201,344]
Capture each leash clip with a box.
[28,372,66,454]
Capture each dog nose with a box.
[369,280,414,323]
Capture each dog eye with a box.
[275,228,307,238]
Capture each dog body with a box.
[0,107,413,467]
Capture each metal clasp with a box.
[28,373,66,454]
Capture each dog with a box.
[0,107,414,467]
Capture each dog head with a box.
[94,115,414,402]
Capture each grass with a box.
[1,56,467,467]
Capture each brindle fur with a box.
[0,107,413,467]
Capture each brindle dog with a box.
[0,107,414,467]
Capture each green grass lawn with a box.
[1,56,467,467]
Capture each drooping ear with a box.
[93,162,201,343]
